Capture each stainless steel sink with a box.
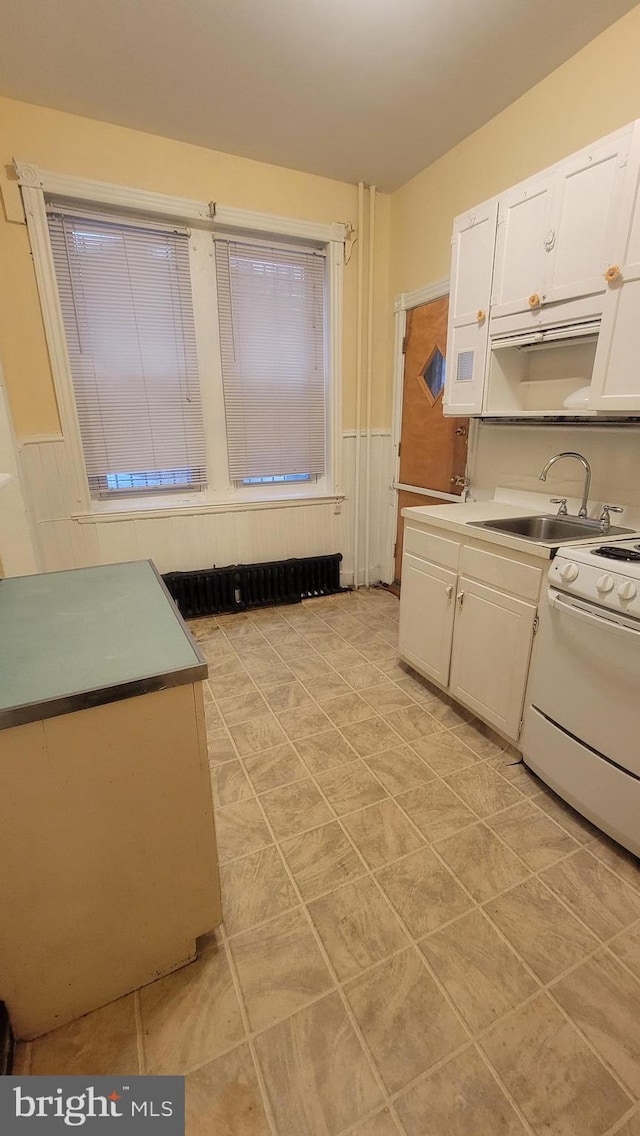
[467,515,634,543]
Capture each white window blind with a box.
[47,207,206,496]
[215,238,327,482]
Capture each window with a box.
[47,208,207,498]
[19,164,344,514]
[215,239,327,486]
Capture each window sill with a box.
[72,492,346,524]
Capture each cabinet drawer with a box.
[460,544,542,601]
[403,525,460,571]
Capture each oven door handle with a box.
[548,589,640,640]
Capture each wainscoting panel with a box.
[18,433,395,586]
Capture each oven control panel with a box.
[549,554,640,619]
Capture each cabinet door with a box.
[491,172,555,319]
[589,126,640,411]
[544,127,634,306]
[444,199,498,417]
[398,553,457,686]
[449,577,536,741]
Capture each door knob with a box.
[604,265,621,284]
[528,293,541,308]
[454,426,467,436]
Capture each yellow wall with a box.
[390,5,640,298]
[0,97,390,435]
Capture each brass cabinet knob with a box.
[476,309,485,323]
[604,265,621,283]
[528,293,541,308]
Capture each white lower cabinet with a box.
[398,554,457,686]
[399,524,542,743]
[448,577,537,740]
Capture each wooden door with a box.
[394,296,468,584]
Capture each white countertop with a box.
[401,493,640,560]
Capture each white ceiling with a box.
[0,0,636,192]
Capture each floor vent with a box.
[163,553,344,618]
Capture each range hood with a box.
[491,319,601,353]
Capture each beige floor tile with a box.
[281,821,366,901]
[396,780,476,843]
[485,876,599,983]
[243,742,308,793]
[365,745,436,795]
[541,850,640,940]
[450,720,507,759]
[488,800,580,870]
[201,636,237,660]
[259,779,333,839]
[615,1110,640,1136]
[207,727,238,765]
[348,1110,399,1136]
[345,948,467,1093]
[343,798,425,871]
[211,759,253,807]
[435,823,529,902]
[444,764,523,818]
[277,703,331,741]
[295,728,358,774]
[377,846,473,938]
[322,692,377,728]
[610,921,640,979]
[30,995,139,1075]
[359,683,415,713]
[185,1043,270,1136]
[204,700,222,728]
[309,671,354,702]
[323,647,365,669]
[533,789,600,843]
[409,731,480,776]
[228,714,288,756]
[485,751,542,797]
[224,621,266,643]
[229,908,332,1033]
[220,846,298,935]
[263,626,308,648]
[141,941,245,1075]
[306,631,350,655]
[356,637,398,663]
[383,704,440,742]
[218,690,269,726]
[395,1045,528,1136]
[353,661,399,689]
[552,951,640,1097]
[308,875,408,981]
[316,761,388,816]
[480,993,630,1136]
[240,646,283,672]
[423,694,474,729]
[342,717,404,757]
[251,664,296,690]
[420,910,538,1034]
[587,835,640,893]
[254,991,382,1136]
[287,654,333,681]
[215,798,273,864]
[262,680,314,713]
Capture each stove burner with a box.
[592,546,640,562]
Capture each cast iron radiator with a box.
[163,553,344,618]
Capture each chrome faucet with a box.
[538,452,592,518]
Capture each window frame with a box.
[17,161,346,517]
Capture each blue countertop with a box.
[0,560,207,729]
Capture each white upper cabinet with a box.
[491,172,555,320]
[443,199,498,417]
[590,125,640,411]
[544,127,634,308]
[444,118,640,415]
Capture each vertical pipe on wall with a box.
[364,185,376,588]
[353,181,365,590]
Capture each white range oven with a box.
[520,539,640,856]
